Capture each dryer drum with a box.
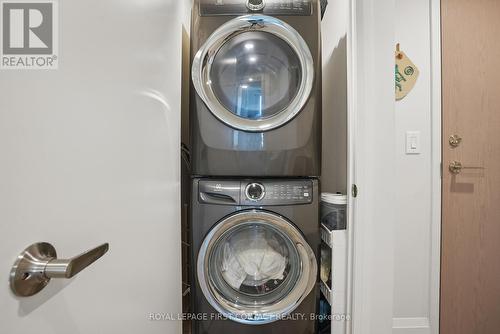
[197,210,318,325]
[191,15,314,132]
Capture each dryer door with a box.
[192,15,314,132]
[197,210,317,324]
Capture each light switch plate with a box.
[406,131,421,154]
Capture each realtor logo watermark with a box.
[1,0,58,69]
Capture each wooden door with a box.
[441,1,500,333]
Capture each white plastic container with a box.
[320,193,347,231]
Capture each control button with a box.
[246,0,265,11]
[245,183,266,201]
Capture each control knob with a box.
[246,0,265,11]
[245,183,266,201]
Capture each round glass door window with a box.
[192,15,314,132]
[197,211,317,324]
[210,222,299,304]
[210,31,302,121]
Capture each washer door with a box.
[192,15,314,132]
[197,210,317,324]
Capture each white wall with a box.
[392,1,440,333]
[322,0,349,194]
[321,2,350,333]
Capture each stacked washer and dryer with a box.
[189,1,322,333]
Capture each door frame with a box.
[429,0,442,333]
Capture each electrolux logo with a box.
[1,0,58,69]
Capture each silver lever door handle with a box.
[44,243,109,278]
[10,242,109,297]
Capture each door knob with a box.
[449,135,462,148]
[10,242,109,297]
[449,161,485,174]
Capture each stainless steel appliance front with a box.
[189,0,322,177]
[190,178,320,333]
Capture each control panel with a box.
[198,179,313,206]
[199,0,312,16]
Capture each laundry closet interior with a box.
[180,1,350,333]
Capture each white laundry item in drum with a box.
[221,243,247,290]
[221,230,287,290]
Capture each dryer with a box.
[190,0,322,177]
[190,178,320,333]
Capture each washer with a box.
[190,0,322,177]
[190,178,320,333]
